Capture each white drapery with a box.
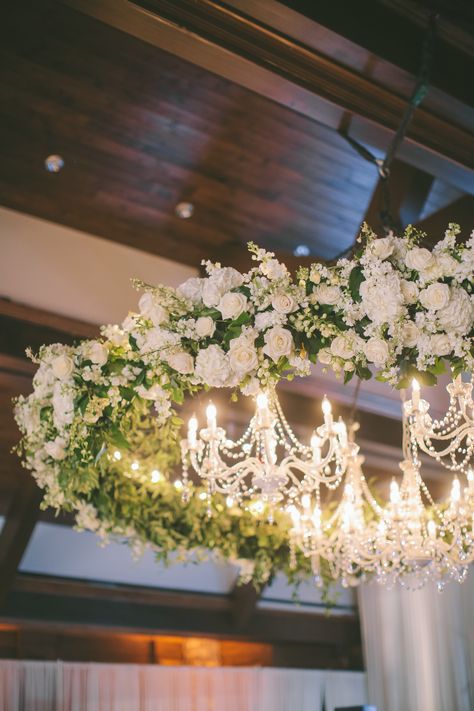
[359,572,474,711]
[0,661,367,711]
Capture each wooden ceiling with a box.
[0,0,472,268]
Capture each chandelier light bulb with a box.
[451,476,461,503]
[206,403,217,431]
[427,519,436,539]
[411,378,421,408]
[301,493,311,509]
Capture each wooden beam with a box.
[0,298,98,339]
[2,574,360,646]
[0,482,42,608]
[61,0,474,192]
[415,195,474,240]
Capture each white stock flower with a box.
[195,345,233,387]
[138,327,180,353]
[330,335,355,360]
[261,258,287,281]
[83,341,108,366]
[52,354,74,380]
[195,316,215,338]
[271,292,297,314]
[430,334,452,357]
[228,334,259,376]
[400,279,419,304]
[314,284,341,306]
[405,247,434,272]
[255,311,286,331]
[263,327,294,362]
[400,321,419,348]
[135,383,166,400]
[369,237,394,261]
[138,292,168,325]
[364,337,389,366]
[419,283,450,311]
[167,351,194,374]
[52,382,74,430]
[437,288,474,335]
[44,437,67,460]
[177,277,204,303]
[218,291,248,320]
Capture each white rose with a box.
[271,292,297,314]
[437,287,474,336]
[195,316,215,338]
[419,283,450,311]
[202,279,222,308]
[177,277,204,304]
[400,279,419,305]
[52,354,74,380]
[405,247,434,272]
[212,267,244,293]
[84,341,108,366]
[370,237,394,261]
[167,351,194,374]
[229,335,259,376]
[138,292,168,326]
[45,437,66,461]
[195,345,233,387]
[317,348,332,365]
[315,285,341,306]
[364,337,389,366]
[330,335,355,360]
[400,321,419,348]
[263,327,294,362]
[241,377,260,396]
[261,258,287,281]
[436,253,459,278]
[218,292,248,320]
[430,334,452,357]
[135,383,166,400]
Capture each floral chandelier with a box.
[15,223,474,591]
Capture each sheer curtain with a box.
[0,662,367,711]
[359,571,474,711]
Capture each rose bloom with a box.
[400,279,419,305]
[364,337,389,366]
[83,341,108,366]
[44,437,67,461]
[430,334,452,357]
[271,292,297,314]
[263,326,294,362]
[314,284,341,306]
[330,335,355,360]
[405,247,434,272]
[52,354,74,380]
[228,334,259,376]
[419,283,450,311]
[167,351,194,375]
[317,348,332,365]
[195,316,215,338]
[135,383,166,401]
[139,291,168,326]
[218,291,248,320]
[369,237,394,261]
[177,277,204,304]
[400,321,419,348]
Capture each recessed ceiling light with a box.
[44,154,65,173]
[293,244,310,257]
[175,201,194,219]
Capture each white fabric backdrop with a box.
[359,571,474,711]
[0,661,367,711]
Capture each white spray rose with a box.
[228,334,259,376]
[44,437,67,461]
[177,277,204,303]
[419,283,450,311]
[317,348,332,365]
[370,237,394,260]
[167,351,194,374]
[202,268,244,307]
[195,316,215,338]
[271,292,297,314]
[364,337,389,366]
[195,345,233,387]
[263,327,294,362]
[400,321,419,348]
[400,279,419,305]
[405,247,434,272]
[218,292,248,320]
[52,354,74,380]
[437,288,474,335]
[84,341,108,366]
[330,335,355,360]
[430,334,452,357]
[138,292,168,326]
[314,284,342,306]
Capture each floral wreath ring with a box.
[15,225,474,586]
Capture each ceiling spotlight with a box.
[293,244,310,257]
[175,202,194,219]
[44,154,65,173]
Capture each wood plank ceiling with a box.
[1,0,472,268]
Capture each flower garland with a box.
[15,224,474,588]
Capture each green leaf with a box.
[348,266,365,302]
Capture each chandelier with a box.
[181,380,474,590]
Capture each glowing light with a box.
[113,450,122,461]
[151,469,162,483]
[131,461,139,471]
